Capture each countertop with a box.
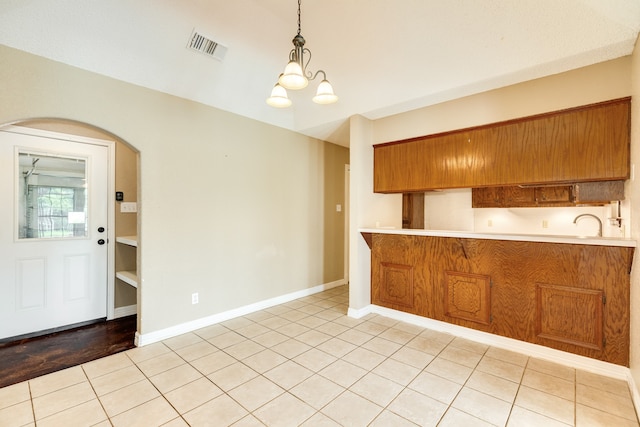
[359,228,637,247]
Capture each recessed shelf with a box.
[116,235,138,247]
[116,270,138,288]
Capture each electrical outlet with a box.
[542,220,549,229]
[191,293,199,304]
[487,219,493,227]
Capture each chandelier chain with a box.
[297,0,302,36]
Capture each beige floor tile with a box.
[293,348,337,372]
[387,388,448,426]
[522,368,575,401]
[451,387,512,426]
[447,336,489,354]
[439,407,495,427]
[576,403,640,427]
[243,310,275,323]
[378,327,416,345]
[508,405,572,427]
[228,376,284,412]
[271,338,312,358]
[405,335,449,355]
[425,357,474,384]
[135,351,185,377]
[183,394,248,426]
[333,315,364,328]
[189,350,236,375]
[253,392,316,427]
[314,321,350,336]
[82,352,133,379]
[277,322,311,338]
[278,309,310,323]
[465,370,519,403]
[353,320,390,336]
[526,358,575,382]
[515,385,575,425]
[173,340,217,362]
[319,359,368,388]
[408,371,463,405]
[295,314,329,328]
[321,390,382,426]
[300,412,341,426]
[485,346,529,366]
[365,314,398,328]
[221,316,255,330]
[242,348,288,373]
[163,377,222,414]
[361,336,403,357]
[224,340,265,360]
[0,381,30,409]
[390,345,435,369]
[0,400,33,427]
[576,382,637,421]
[369,409,417,426]
[350,372,405,407]
[438,345,483,368]
[260,316,292,330]
[235,322,270,338]
[230,415,265,426]
[29,366,86,398]
[37,398,107,427]
[372,358,420,386]
[193,323,229,340]
[98,379,160,417]
[341,346,386,371]
[295,329,332,347]
[207,331,247,349]
[162,418,190,427]
[110,396,178,427]
[335,328,374,346]
[316,337,357,358]
[162,332,203,350]
[394,321,427,335]
[250,330,290,348]
[149,363,203,394]
[32,381,95,420]
[89,364,145,396]
[476,355,525,383]
[207,362,258,391]
[264,360,313,390]
[125,342,171,364]
[577,369,631,397]
[290,374,345,410]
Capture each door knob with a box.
[98,227,105,233]
[97,239,106,245]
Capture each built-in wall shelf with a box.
[116,235,138,247]
[115,270,138,288]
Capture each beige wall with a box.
[0,44,348,336]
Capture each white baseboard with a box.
[135,279,346,347]
[113,304,137,319]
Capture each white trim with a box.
[353,304,631,381]
[135,279,346,347]
[113,304,137,318]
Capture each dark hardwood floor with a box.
[0,316,137,388]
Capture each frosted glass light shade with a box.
[279,61,308,89]
[266,83,292,107]
[312,79,338,104]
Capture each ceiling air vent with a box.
[187,29,228,61]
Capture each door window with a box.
[17,152,87,239]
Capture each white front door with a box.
[0,128,110,339]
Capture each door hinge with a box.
[602,295,606,305]
[603,337,606,347]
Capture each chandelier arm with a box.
[310,70,327,82]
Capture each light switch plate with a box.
[120,202,137,213]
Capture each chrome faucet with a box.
[573,214,602,237]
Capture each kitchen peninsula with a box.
[361,228,635,366]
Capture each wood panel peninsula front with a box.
[361,229,636,366]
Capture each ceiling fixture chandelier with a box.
[266,0,338,108]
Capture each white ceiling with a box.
[1,0,639,146]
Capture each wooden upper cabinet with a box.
[374,98,631,193]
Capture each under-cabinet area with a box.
[362,230,635,366]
